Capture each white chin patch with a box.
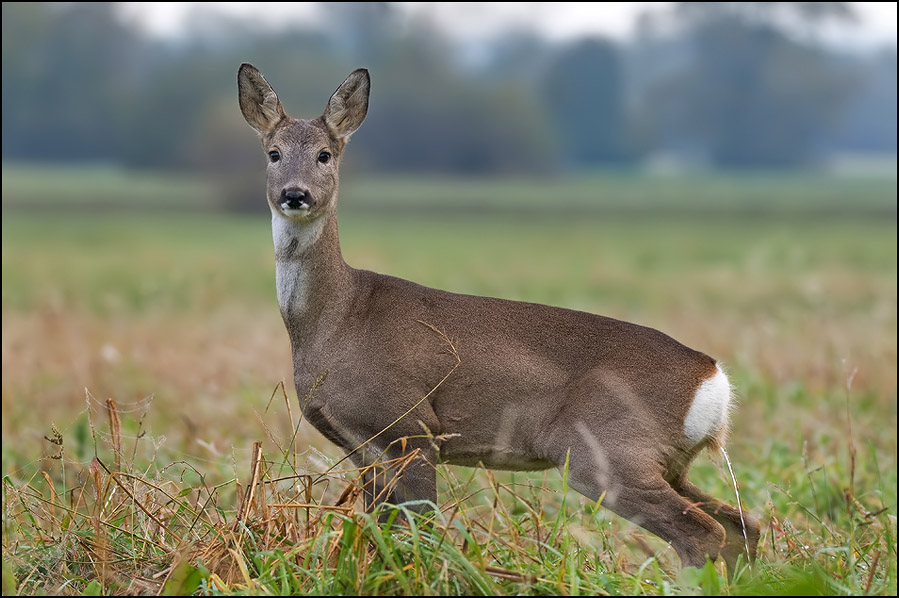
[281,206,310,217]
[683,364,731,445]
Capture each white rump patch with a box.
[683,364,731,445]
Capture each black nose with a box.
[281,188,312,209]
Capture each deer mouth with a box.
[279,198,311,217]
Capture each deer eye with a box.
[268,150,281,163]
[318,151,331,164]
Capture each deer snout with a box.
[280,188,314,211]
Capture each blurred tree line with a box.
[2,2,896,199]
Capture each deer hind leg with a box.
[671,477,760,575]
[558,435,726,569]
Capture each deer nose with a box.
[281,188,313,210]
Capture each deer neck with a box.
[272,210,351,339]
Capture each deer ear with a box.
[323,68,370,140]
[238,63,286,136]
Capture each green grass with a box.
[1,165,896,595]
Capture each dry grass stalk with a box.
[106,398,122,470]
[236,441,264,525]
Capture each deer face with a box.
[262,118,340,222]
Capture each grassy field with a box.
[1,166,896,595]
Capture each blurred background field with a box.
[1,2,896,595]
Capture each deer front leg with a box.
[340,395,441,521]
[359,443,437,521]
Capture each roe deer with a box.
[237,63,760,573]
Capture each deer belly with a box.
[436,404,554,471]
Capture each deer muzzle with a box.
[280,188,314,212]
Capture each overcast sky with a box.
[121,2,897,47]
